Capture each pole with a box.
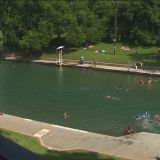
[59,49,63,66]
[114,0,118,55]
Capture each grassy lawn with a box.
[0,129,128,160]
[40,43,160,67]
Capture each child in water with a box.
[124,126,135,135]
[63,112,69,119]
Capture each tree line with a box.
[0,0,160,52]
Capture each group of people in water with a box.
[135,111,160,134]
[62,110,160,136]
[63,110,136,136]
[123,112,160,135]
[62,75,158,136]
[139,77,157,86]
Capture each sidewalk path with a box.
[4,57,160,76]
[0,114,160,160]
[31,59,160,76]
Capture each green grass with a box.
[0,129,128,160]
[40,43,160,67]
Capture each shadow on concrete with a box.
[0,136,44,160]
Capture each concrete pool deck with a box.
[0,114,160,160]
[3,56,160,76]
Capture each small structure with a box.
[56,46,64,66]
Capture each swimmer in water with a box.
[124,126,135,135]
[136,115,141,120]
[63,112,69,119]
[147,78,152,85]
[105,95,120,100]
[115,86,124,90]
[105,95,112,99]
[155,115,160,123]
[115,86,128,91]
[139,79,145,85]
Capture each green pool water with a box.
[0,60,160,136]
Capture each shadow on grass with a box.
[63,47,79,55]
[0,129,125,160]
[0,136,44,160]
[128,52,160,67]
[3,46,79,59]
[43,149,122,160]
[120,41,138,48]
[0,129,12,137]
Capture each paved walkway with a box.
[0,114,160,160]
[30,59,160,76]
[4,57,160,76]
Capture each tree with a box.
[67,0,104,45]
[0,0,160,52]
[92,0,113,41]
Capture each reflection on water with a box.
[57,66,63,86]
[80,86,90,91]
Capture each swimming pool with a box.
[0,61,160,136]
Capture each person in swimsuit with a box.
[63,112,69,119]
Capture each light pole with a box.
[113,0,118,55]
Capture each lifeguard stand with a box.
[56,46,64,66]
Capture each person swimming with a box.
[141,112,149,119]
[115,86,124,90]
[115,86,128,91]
[105,95,120,100]
[105,95,112,99]
[147,78,152,85]
[139,79,145,85]
[155,115,160,123]
[63,112,69,119]
[136,112,150,120]
[136,115,141,120]
[123,126,135,135]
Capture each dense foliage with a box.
[0,0,160,52]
